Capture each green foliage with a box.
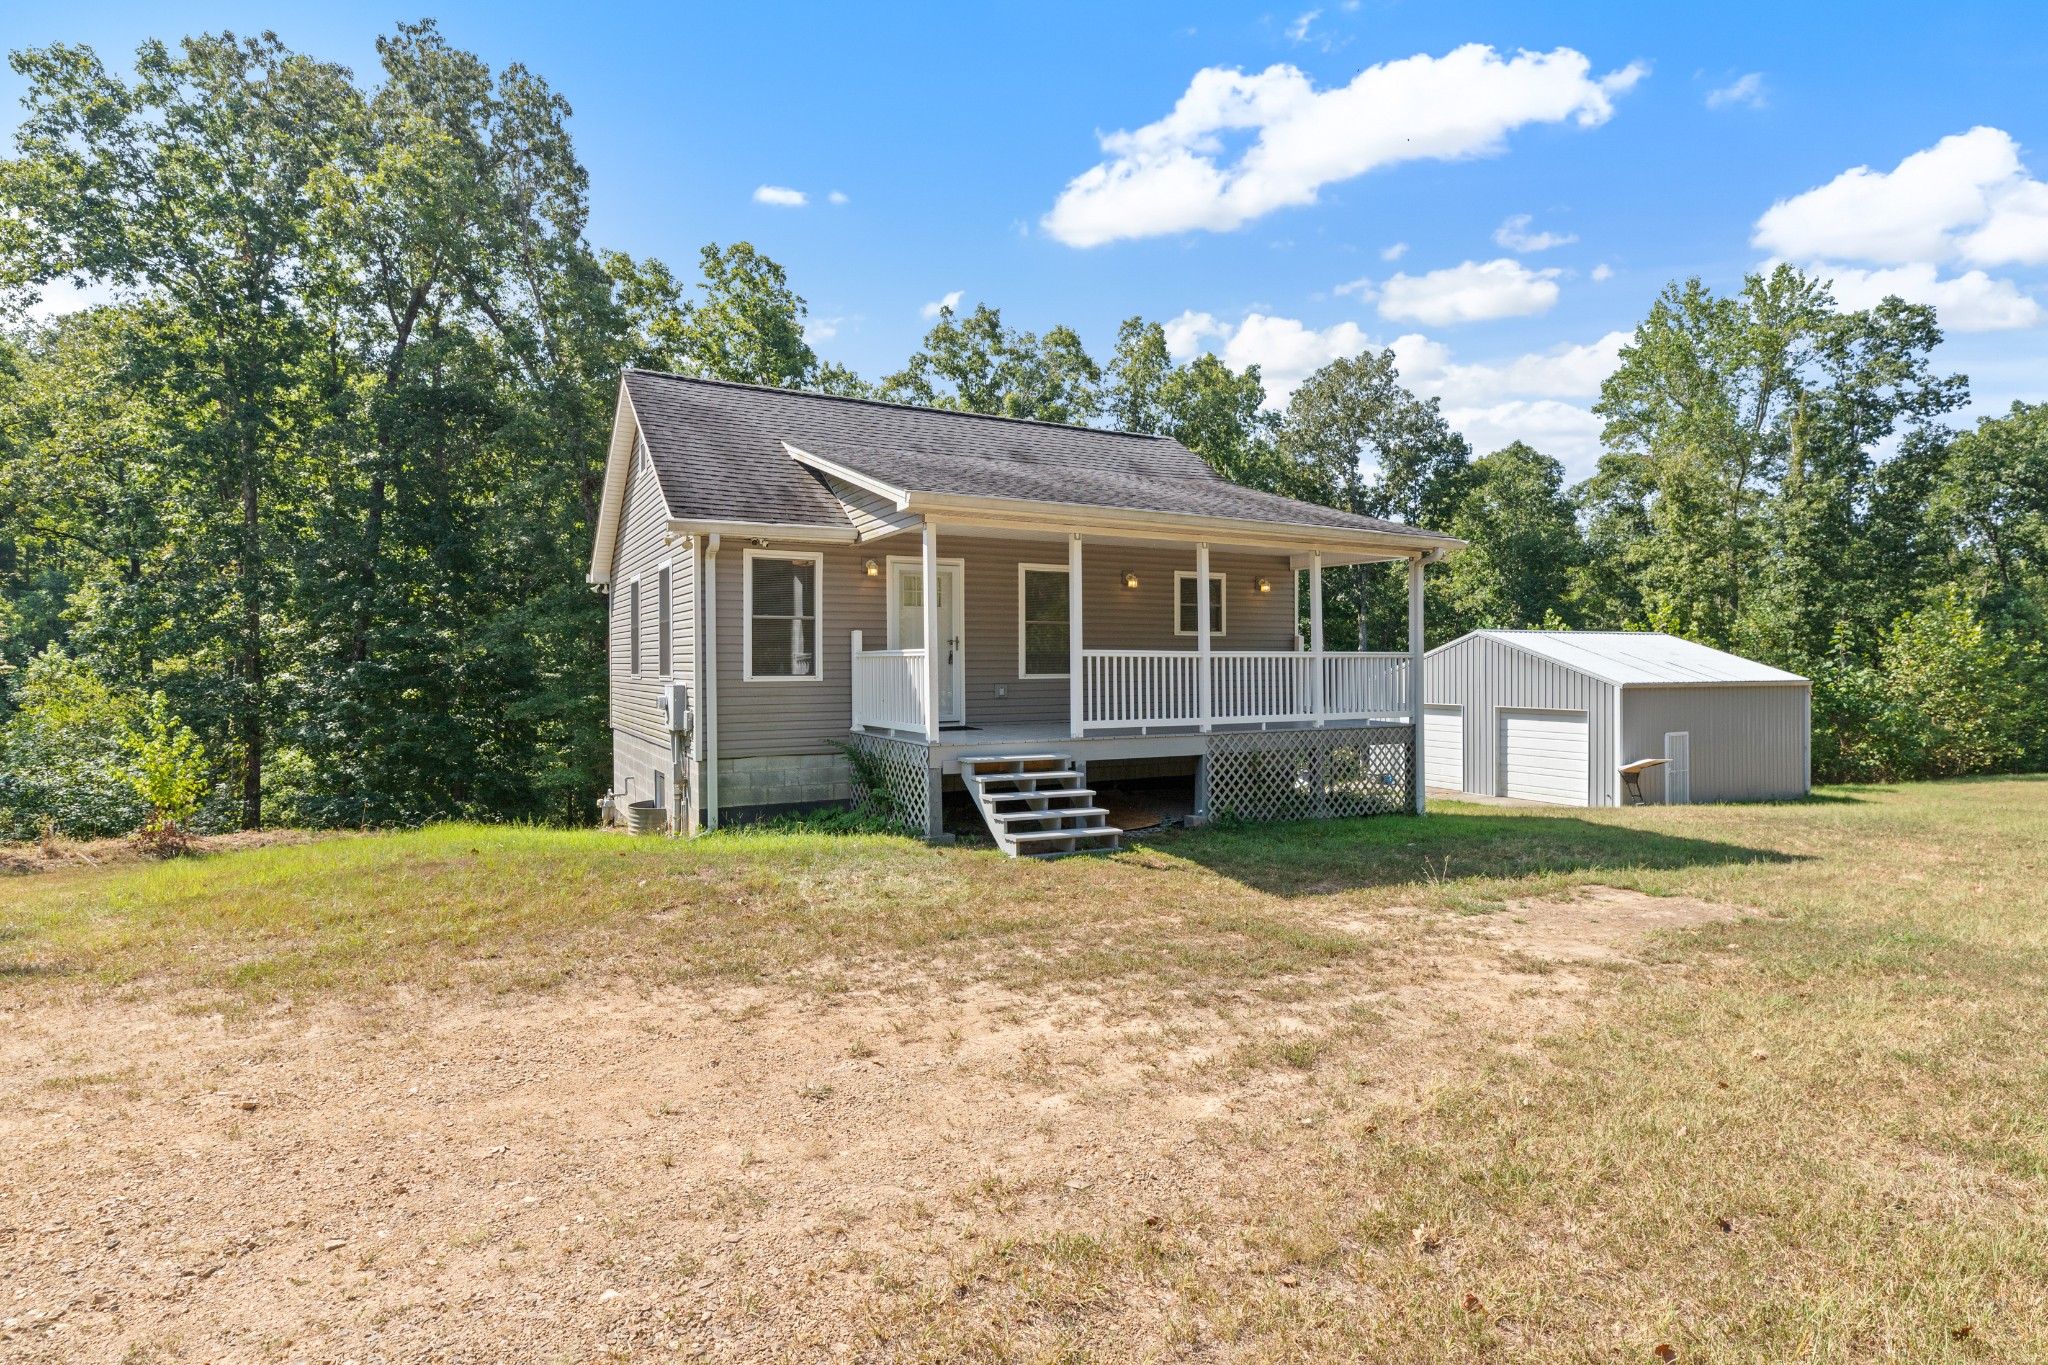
[1438,442,1585,632]
[0,646,146,839]
[1812,593,2041,782]
[122,692,212,828]
[881,303,1102,423]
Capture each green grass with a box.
[4,778,2047,1361]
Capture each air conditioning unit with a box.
[660,681,692,736]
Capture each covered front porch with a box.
[841,517,1432,840]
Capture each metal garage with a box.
[1423,631,1811,807]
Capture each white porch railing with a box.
[1322,652,1411,720]
[1082,650,1202,729]
[1082,648,1409,732]
[850,630,928,735]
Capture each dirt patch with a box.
[1463,884,1749,962]
[0,887,1746,1361]
[0,829,330,876]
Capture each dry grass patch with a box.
[0,778,2044,1361]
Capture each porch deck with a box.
[857,716,1415,775]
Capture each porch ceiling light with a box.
[1257,578,1272,593]
[1122,570,1139,589]
[864,559,879,577]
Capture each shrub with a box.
[0,646,147,840]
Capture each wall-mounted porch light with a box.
[1257,578,1272,593]
[864,558,880,577]
[1122,570,1139,589]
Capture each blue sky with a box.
[8,2,2048,477]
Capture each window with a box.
[1017,565,1070,678]
[1174,572,1227,636]
[629,578,642,675]
[744,550,822,681]
[657,565,672,676]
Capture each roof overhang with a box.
[783,442,1461,564]
[587,378,666,586]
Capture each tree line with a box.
[1,27,2042,839]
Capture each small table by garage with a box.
[1618,757,1669,806]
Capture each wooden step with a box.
[959,754,1070,767]
[971,769,1084,786]
[990,806,1114,824]
[982,786,1097,803]
[1007,826,1123,845]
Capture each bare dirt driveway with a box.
[4,887,1735,1363]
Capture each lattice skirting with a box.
[843,733,932,835]
[1207,724,1414,823]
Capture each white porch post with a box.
[1068,532,1084,738]
[1309,550,1325,727]
[1408,552,1427,815]
[921,521,941,740]
[1196,541,1213,733]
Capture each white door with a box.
[1499,710,1590,806]
[1425,705,1464,791]
[890,562,965,725]
[1663,731,1691,805]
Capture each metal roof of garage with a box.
[1460,631,1809,687]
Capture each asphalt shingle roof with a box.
[622,369,1455,543]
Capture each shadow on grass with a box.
[1153,810,1803,897]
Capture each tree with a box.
[1589,265,1964,655]
[1,32,359,827]
[1930,401,2048,623]
[1102,318,1278,484]
[882,303,1101,423]
[1276,348,1471,647]
[1438,442,1584,632]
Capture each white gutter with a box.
[701,533,720,831]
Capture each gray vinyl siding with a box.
[713,532,1301,761]
[822,476,921,540]
[1620,685,1811,803]
[1424,634,1619,805]
[609,440,694,797]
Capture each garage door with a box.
[1424,706,1464,791]
[1500,709,1590,806]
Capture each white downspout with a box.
[1309,550,1325,727]
[1196,541,1212,733]
[1408,552,1427,816]
[702,533,721,831]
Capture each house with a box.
[587,369,1462,853]
[1423,630,1811,807]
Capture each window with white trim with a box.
[744,550,822,680]
[657,564,672,676]
[1017,564,1070,678]
[1174,572,1226,636]
[629,578,642,675]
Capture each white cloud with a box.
[1285,9,1321,42]
[753,184,808,207]
[1590,262,1614,281]
[1392,329,1631,407]
[11,276,122,322]
[1375,258,1562,325]
[1394,331,1625,475]
[1753,126,2048,267]
[1162,309,1368,403]
[1169,312,1625,475]
[920,289,965,320]
[1042,44,1646,247]
[1493,213,1577,252]
[1380,241,1408,261]
[1706,72,1766,110]
[1808,262,2045,331]
[828,190,850,205]
[805,317,844,343]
